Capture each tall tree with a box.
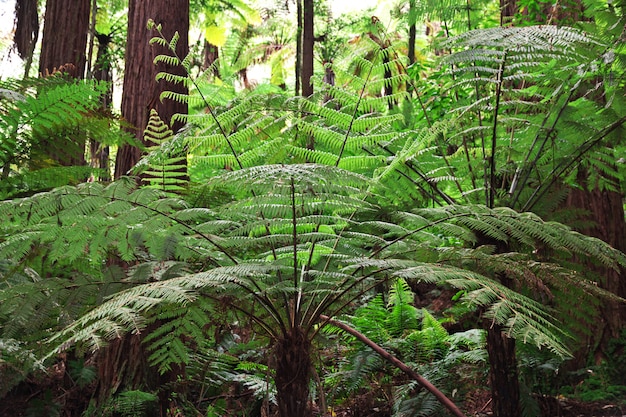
[38,0,90,78]
[295,0,303,95]
[114,0,189,179]
[13,0,39,78]
[101,1,189,414]
[407,0,417,65]
[301,0,314,97]
[36,0,91,166]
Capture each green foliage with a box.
[26,390,62,417]
[134,110,188,194]
[68,359,97,389]
[561,366,626,403]
[386,24,626,212]
[0,338,43,397]
[99,390,159,417]
[4,7,626,416]
[327,279,487,416]
[0,76,134,198]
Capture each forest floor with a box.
[332,390,626,417]
[2,381,625,416]
[464,392,626,417]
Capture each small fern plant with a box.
[325,279,486,417]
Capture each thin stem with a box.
[488,52,506,208]
[291,177,299,329]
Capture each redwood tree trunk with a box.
[13,0,39,77]
[407,0,416,65]
[295,0,303,96]
[114,0,189,178]
[91,33,113,180]
[274,327,312,417]
[500,0,517,25]
[37,0,90,166]
[301,0,314,98]
[39,0,90,78]
[486,323,521,417]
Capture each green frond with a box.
[207,163,372,196]
[134,110,188,194]
[0,77,112,184]
[144,298,213,373]
[390,262,572,357]
[153,54,181,67]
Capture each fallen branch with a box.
[320,314,467,417]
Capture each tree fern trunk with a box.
[565,178,626,365]
[486,323,521,417]
[274,327,312,417]
[478,235,522,417]
[95,333,157,405]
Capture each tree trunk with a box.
[39,0,90,78]
[301,0,314,98]
[565,181,626,365]
[203,40,221,78]
[295,0,303,96]
[500,0,517,26]
[477,235,523,417]
[95,334,157,405]
[274,327,312,417]
[37,0,90,166]
[382,47,395,110]
[90,33,114,181]
[13,0,39,78]
[407,0,416,65]
[114,0,189,179]
[486,323,521,417]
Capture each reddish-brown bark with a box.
[566,183,626,364]
[114,0,189,179]
[39,0,90,78]
[301,0,314,98]
[486,323,521,417]
[37,0,91,166]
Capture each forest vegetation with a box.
[2,0,626,416]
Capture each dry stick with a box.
[320,315,468,417]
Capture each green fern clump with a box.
[327,279,486,416]
[0,338,44,397]
[100,390,158,417]
[0,76,134,198]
